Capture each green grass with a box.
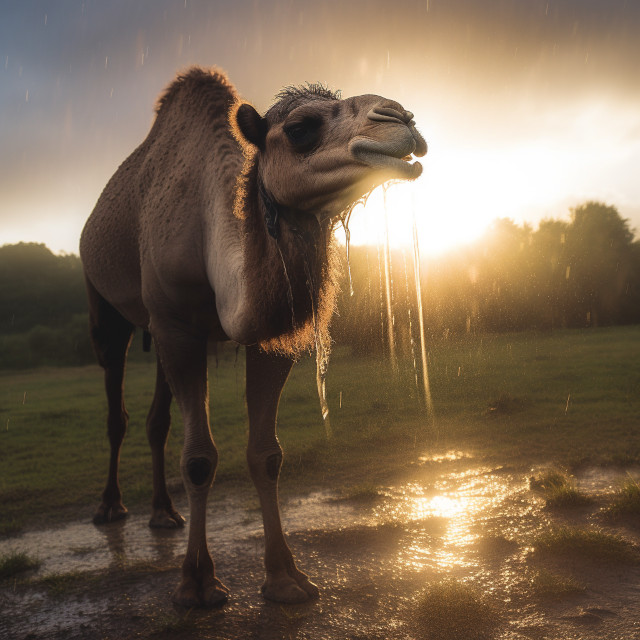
[529,469,594,508]
[534,525,640,564]
[528,569,586,599]
[1,326,640,532]
[0,551,40,579]
[601,476,640,522]
[335,482,383,503]
[413,579,501,640]
[0,517,25,537]
[35,570,88,596]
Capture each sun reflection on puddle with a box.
[371,467,528,571]
[419,450,472,464]
[418,495,465,519]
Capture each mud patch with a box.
[3,459,640,639]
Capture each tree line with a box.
[333,201,640,354]
[1,201,638,368]
[0,242,93,368]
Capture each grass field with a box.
[1,325,639,534]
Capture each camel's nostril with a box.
[368,106,416,126]
[368,106,407,125]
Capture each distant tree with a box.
[474,218,534,332]
[0,242,87,333]
[531,218,570,329]
[564,202,637,326]
[624,240,640,324]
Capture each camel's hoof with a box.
[149,507,186,529]
[172,576,229,609]
[93,502,128,525]
[171,578,201,609]
[202,578,230,607]
[262,573,319,604]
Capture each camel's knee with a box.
[247,447,283,483]
[182,447,218,489]
[187,457,213,486]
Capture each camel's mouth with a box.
[349,135,425,181]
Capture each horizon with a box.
[4,196,637,262]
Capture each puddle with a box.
[0,489,364,578]
[1,514,185,576]
[418,450,473,464]
[576,465,640,496]
[372,468,534,572]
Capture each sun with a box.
[344,176,489,257]
[343,133,567,256]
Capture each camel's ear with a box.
[236,103,268,150]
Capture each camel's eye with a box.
[284,118,322,151]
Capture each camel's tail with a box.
[143,330,152,352]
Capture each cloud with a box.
[1,0,640,253]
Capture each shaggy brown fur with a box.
[232,137,338,357]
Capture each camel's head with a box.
[233,85,427,222]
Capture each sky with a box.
[2,0,640,256]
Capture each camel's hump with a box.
[154,66,237,115]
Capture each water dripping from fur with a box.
[412,215,434,419]
[300,240,332,438]
[340,209,355,297]
[402,249,421,397]
[275,240,296,330]
[377,243,386,355]
[382,187,398,372]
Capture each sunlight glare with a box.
[344,160,502,256]
[343,105,619,257]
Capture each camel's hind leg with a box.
[146,356,185,529]
[245,344,320,603]
[86,279,134,525]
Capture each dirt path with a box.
[2,456,640,639]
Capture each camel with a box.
[79,66,426,608]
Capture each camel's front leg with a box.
[153,323,228,608]
[246,344,320,603]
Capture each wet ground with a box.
[2,454,640,639]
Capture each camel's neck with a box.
[234,160,337,355]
